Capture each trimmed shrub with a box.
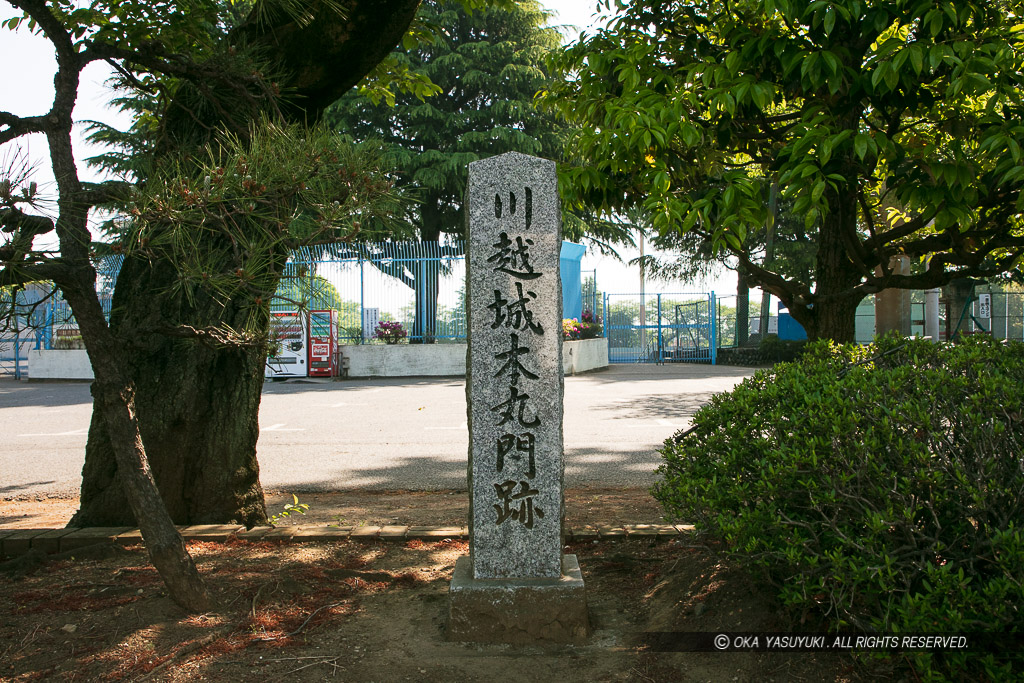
[758,333,806,363]
[654,335,1024,680]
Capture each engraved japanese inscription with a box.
[466,152,563,579]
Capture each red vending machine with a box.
[308,309,340,377]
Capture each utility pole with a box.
[759,181,779,337]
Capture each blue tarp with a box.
[560,241,586,321]
[777,302,808,341]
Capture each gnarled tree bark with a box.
[72,0,423,526]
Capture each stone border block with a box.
[182,525,244,542]
[60,528,132,552]
[235,526,273,541]
[114,529,145,545]
[288,527,348,542]
[2,530,44,556]
[448,554,589,644]
[349,526,382,540]
[262,527,296,542]
[598,526,627,538]
[29,529,76,553]
[408,526,467,540]
[319,526,354,538]
[0,523,691,556]
[0,529,15,557]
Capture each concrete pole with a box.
[925,287,941,342]
[759,182,779,338]
[638,230,646,358]
[875,255,912,337]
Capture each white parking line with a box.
[18,428,89,436]
[425,421,468,431]
[620,420,687,428]
[262,423,305,432]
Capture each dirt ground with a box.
[0,487,666,531]
[0,489,879,682]
[0,535,869,682]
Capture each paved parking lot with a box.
[0,364,754,498]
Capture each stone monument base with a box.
[447,554,589,644]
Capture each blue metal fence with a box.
[580,269,601,322]
[715,289,1024,347]
[0,284,56,378]
[604,292,716,364]
[39,245,470,349]
[276,242,467,343]
[42,255,121,352]
[31,242,616,360]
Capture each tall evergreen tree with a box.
[326,0,564,342]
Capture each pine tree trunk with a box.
[70,0,422,527]
[62,278,212,612]
[71,254,268,527]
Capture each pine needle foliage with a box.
[326,0,565,243]
[124,121,408,334]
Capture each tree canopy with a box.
[325,0,637,341]
[0,0,502,610]
[544,0,1024,340]
[327,0,564,243]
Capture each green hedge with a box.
[654,335,1024,680]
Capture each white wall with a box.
[343,339,608,378]
[342,344,467,378]
[563,338,608,375]
[28,339,610,380]
[27,349,93,380]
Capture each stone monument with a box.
[447,152,589,644]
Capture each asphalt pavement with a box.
[0,364,754,499]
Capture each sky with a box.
[0,0,741,301]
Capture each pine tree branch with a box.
[0,112,49,145]
[0,260,76,288]
[79,181,135,207]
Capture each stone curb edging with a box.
[0,524,695,558]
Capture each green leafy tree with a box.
[638,189,817,343]
[1,0,499,607]
[545,0,1024,341]
[26,0,503,533]
[273,269,362,334]
[326,0,564,342]
[274,270,357,311]
[1,0,241,612]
